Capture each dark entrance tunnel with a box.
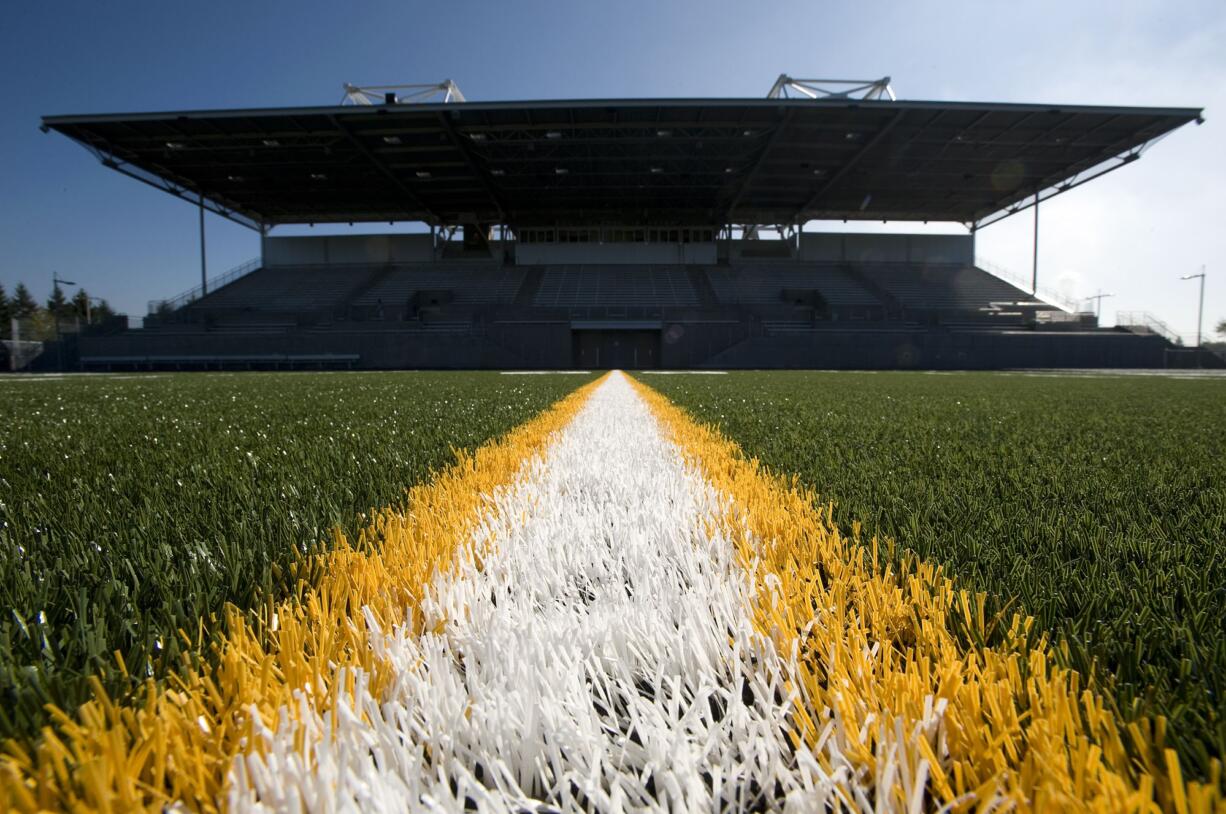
[572,329,661,369]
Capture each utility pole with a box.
[51,272,78,372]
[1085,290,1113,319]
[1180,268,1207,362]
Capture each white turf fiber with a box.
[228,372,846,812]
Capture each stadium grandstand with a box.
[38,76,1212,370]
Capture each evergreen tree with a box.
[12,283,38,318]
[0,283,10,340]
[1216,318,1226,338]
[46,283,70,318]
[71,288,91,321]
[93,299,117,322]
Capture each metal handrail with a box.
[1116,311,1184,345]
[148,257,261,314]
[974,256,1081,313]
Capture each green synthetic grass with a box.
[648,370,1226,778]
[0,371,595,741]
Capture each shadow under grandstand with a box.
[74,232,1214,371]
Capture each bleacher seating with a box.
[351,265,525,307]
[853,263,1034,310]
[89,247,1142,371]
[189,266,379,312]
[175,263,529,331]
[532,265,699,308]
[706,264,880,306]
[173,259,1054,322]
[761,320,815,335]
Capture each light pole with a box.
[51,273,78,372]
[1084,290,1113,320]
[1180,268,1206,349]
[51,272,77,293]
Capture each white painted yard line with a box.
[0,374,166,382]
[228,372,841,812]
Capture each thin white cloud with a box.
[973,10,1224,339]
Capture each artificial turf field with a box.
[0,372,597,740]
[645,370,1226,780]
[0,369,1222,810]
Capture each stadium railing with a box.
[1116,311,1184,346]
[975,256,1081,313]
[148,257,262,315]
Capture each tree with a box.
[0,283,10,340]
[27,309,57,342]
[1216,318,1226,339]
[12,283,38,319]
[46,283,70,319]
[71,288,91,321]
[92,299,117,322]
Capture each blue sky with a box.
[1,0,1222,340]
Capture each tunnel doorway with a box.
[572,329,661,369]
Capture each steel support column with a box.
[199,195,208,296]
[1196,273,1205,350]
[258,223,271,267]
[1031,190,1039,295]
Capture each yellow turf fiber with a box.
[0,376,605,813]
[631,374,1223,814]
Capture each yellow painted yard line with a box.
[630,375,1223,814]
[1,375,605,814]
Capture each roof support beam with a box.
[794,110,904,222]
[435,112,507,221]
[973,152,1139,230]
[722,109,794,223]
[973,116,1164,225]
[328,114,439,224]
[42,101,1201,228]
[56,131,264,230]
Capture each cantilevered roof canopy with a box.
[42,97,1202,231]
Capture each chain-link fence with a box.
[2,315,86,371]
[1,338,44,371]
